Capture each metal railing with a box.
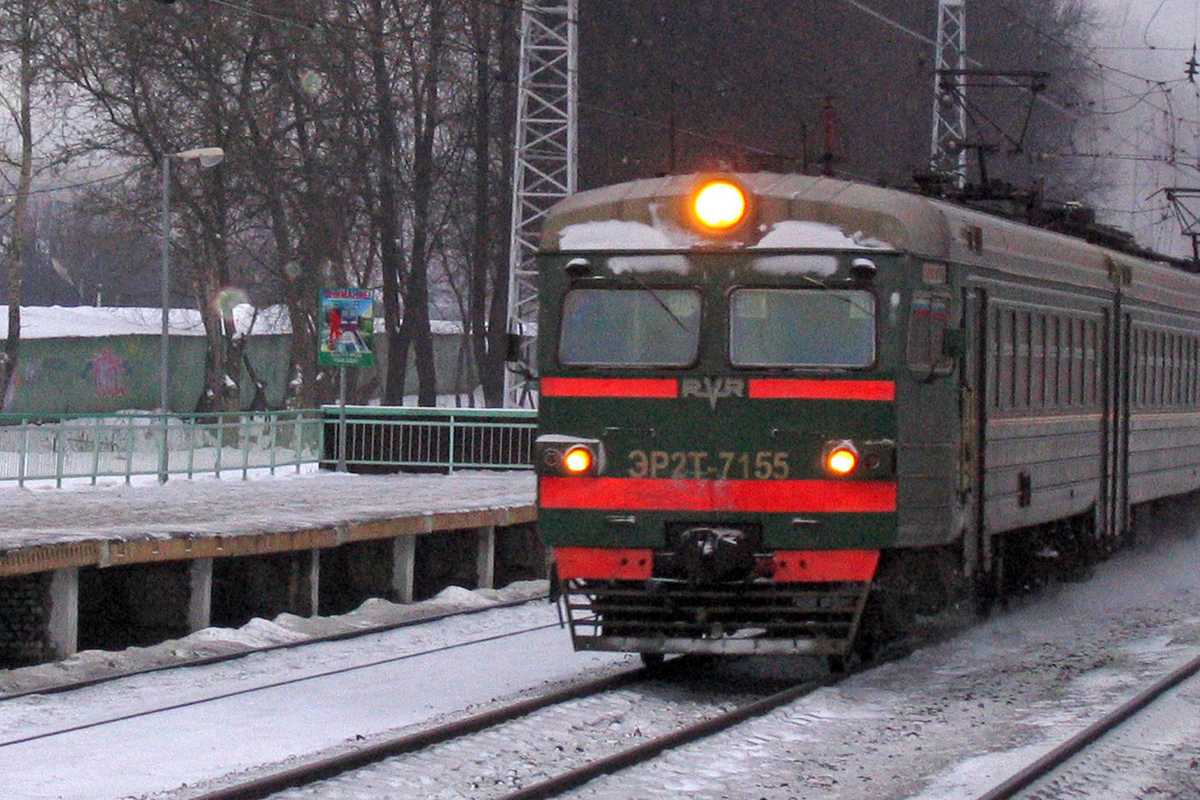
[0,409,324,487]
[0,406,537,487]
[321,405,537,473]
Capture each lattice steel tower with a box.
[505,0,579,407]
[931,0,967,186]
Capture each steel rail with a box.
[187,665,656,800]
[0,593,549,702]
[971,651,1200,800]
[494,666,854,800]
[0,617,560,750]
[177,627,911,799]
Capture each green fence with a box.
[0,410,324,486]
[321,405,537,473]
[0,406,538,487]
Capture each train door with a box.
[1105,304,1132,546]
[961,285,989,578]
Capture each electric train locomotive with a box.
[531,172,1200,666]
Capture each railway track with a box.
[184,658,859,800]
[187,663,658,800]
[969,651,1200,800]
[492,670,849,800]
[0,618,559,750]
[0,593,549,702]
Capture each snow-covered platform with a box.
[0,470,538,666]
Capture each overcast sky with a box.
[1089,0,1200,256]
[1099,0,1196,48]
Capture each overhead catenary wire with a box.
[199,0,1086,172]
[828,0,1080,120]
[0,167,141,201]
[829,0,1200,177]
[987,0,1200,155]
[198,0,802,167]
[183,0,1200,186]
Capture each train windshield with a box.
[560,288,701,367]
[729,288,876,368]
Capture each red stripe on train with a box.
[555,547,653,581]
[553,547,880,583]
[748,378,895,401]
[768,550,880,582]
[540,477,897,513]
[540,377,678,398]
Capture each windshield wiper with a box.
[624,270,693,333]
[790,273,876,318]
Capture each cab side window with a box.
[907,290,950,371]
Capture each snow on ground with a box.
[5,470,1200,798]
[560,502,1200,800]
[0,304,479,340]
[0,468,535,550]
[6,460,322,492]
[267,668,771,800]
[0,304,291,338]
[0,589,631,800]
[0,580,548,698]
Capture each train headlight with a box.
[534,435,605,477]
[824,441,859,476]
[693,180,747,231]
[563,445,595,475]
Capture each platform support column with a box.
[188,558,213,632]
[305,549,320,617]
[286,549,320,617]
[476,526,496,590]
[392,534,416,604]
[47,567,78,659]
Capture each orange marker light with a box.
[693,180,747,230]
[563,446,594,474]
[826,446,858,476]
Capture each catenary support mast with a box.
[931,0,967,186]
[505,0,578,407]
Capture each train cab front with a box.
[534,175,901,660]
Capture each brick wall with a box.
[0,573,50,667]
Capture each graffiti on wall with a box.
[87,348,130,398]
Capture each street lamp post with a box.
[159,146,225,482]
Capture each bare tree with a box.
[368,0,410,406]
[381,0,448,407]
[229,2,369,408]
[0,0,56,409]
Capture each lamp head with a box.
[174,147,225,168]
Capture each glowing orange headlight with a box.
[563,445,594,474]
[693,180,747,231]
[825,444,859,476]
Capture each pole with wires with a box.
[504,0,578,409]
[931,0,968,187]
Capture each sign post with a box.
[318,288,375,472]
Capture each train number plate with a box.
[627,450,791,480]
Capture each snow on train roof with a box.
[542,172,1088,265]
[556,218,896,253]
[542,173,921,254]
[0,304,292,339]
[540,172,1200,314]
[557,220,676,251]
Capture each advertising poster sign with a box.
[318,288,375,368]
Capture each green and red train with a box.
[531,172,1200,665]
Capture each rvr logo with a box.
[680,377,746,409]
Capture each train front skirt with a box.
[560,577,874,656]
